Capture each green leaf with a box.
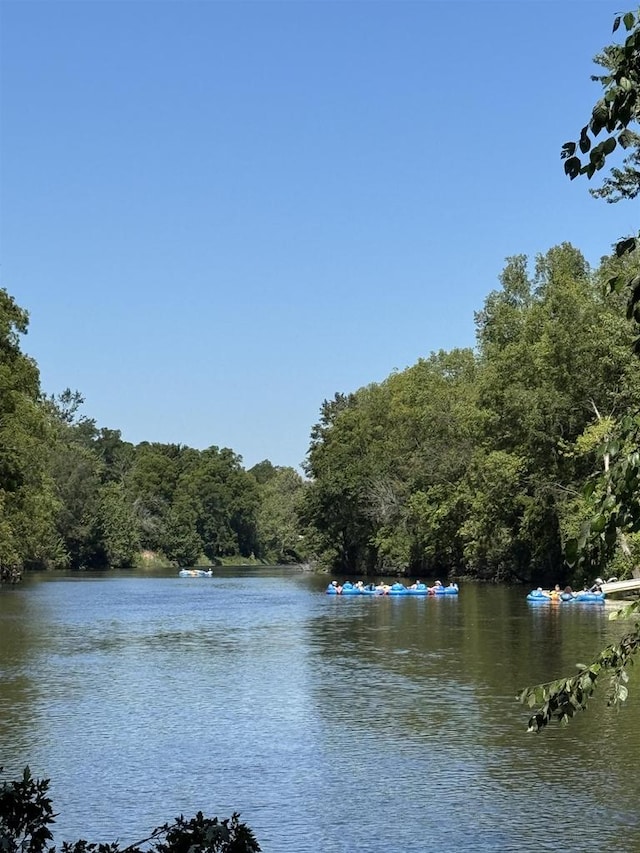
[618,128,634,148]
[564,538,579,565]
[629,280,640,320]
[623,11,635,31]
[591,515,606,533]
[579,127,591,153]
[613,15,621,33]
[607,274,624,294]
[616,236,636,257]
[609,602,640,621]
[564,156,582,179]
[580,673,594,691]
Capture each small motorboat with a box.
[178,568,213,578]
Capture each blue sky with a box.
[1,1,636,472]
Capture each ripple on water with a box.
[1,573,638,852]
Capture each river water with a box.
[1,568,639,852]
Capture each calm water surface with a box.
[1,568,639,852]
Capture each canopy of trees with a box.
[0,301,310,576]
[2,249,639,584]
[3,12,640,608]
[519,8,640,731]
[302,243,640,585]
[304,9,640,594]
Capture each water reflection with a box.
[1,571,639,852]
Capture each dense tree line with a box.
[4,8,640,592]
[302,243,640,586]
[303,9,640,597]
[2,240,638,585]
[521,8,640,729]
[0,302,309,578]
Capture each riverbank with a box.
[137,549,301,570]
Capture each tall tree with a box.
[475,244,639,584]
[302,351,482,575]
[255,466,308,563]
[91,482,140,568]
[523,10,640,730]
[0,290,61,578]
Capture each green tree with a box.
[459,450,528,579]
[248,459,278,485]
[164,494,203,567]
[302,240,639,586]
[475,244,639,585]
[92,481,141,567]
[522,9,640,731]
[369,349,480,575]
[93,427,135,484]
[195,447,259,559]
[47,403,102,570]
[303,351,481,576]
[302,391,386,573]
[127,443,185,555]
[0,290,62,579]
[255,466,308,563]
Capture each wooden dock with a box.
[600,578,640,595]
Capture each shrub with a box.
[0,768,261,853]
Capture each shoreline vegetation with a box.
[136,552,314,571]
[2,5,640,735]
[3,8,640,591]
[2,238,640,590]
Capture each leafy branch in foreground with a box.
[564,412,640,574]
[0,767,261,853]
[561,8,640,346]
[0,766,55,853]
[561,8,640,188]
[519,600,640,732]
[520,9,640,731]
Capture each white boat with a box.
[178,569,213,578]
